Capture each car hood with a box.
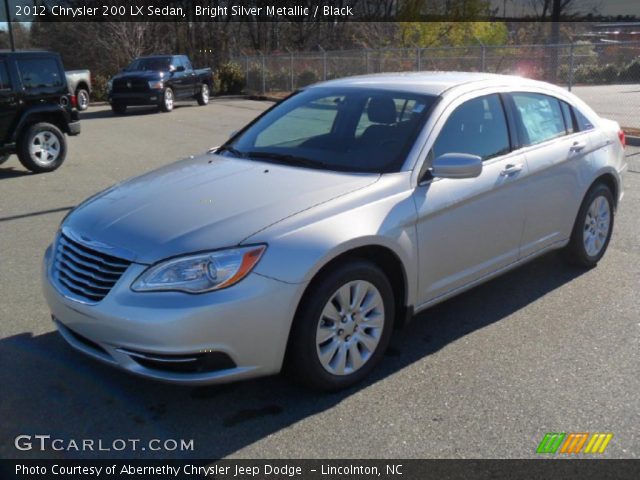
[63,154,379,264]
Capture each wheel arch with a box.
[75,82,90,94]
[12,108,70,142]
[590,172,619,209]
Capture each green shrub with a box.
[91,74,110,102]
[619,58,640,83]
[296,69,318,87]
[216,62,245,95]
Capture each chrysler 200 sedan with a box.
[42,73,627,390]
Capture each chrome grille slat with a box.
[59,250,123,277]
[59,237,129,268]
[53,233,131,303]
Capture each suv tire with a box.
[17,122,67,173]
[160,87,174,112]
[197,83,210,106]
[112,104,127,115]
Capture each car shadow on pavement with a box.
[0,166,32,179]
[0,251,585,460]
[80,104,196,120]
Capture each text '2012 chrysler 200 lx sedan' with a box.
[43,72,627,390]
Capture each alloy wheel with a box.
[583,195,611,257]
[30,131,61,166]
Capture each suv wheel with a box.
[17,123,67,173]
[197,84,210,106]
[160,87,174,112]
[287,260,395,391]
[112,104,127,115]
[77,89,90,111]
[564,183,614,268]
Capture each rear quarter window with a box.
[18,58,63,89]
[574,107,595,131]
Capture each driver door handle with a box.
[570,141,587,152]
[500,163,523,176]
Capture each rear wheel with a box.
[160,87,174,112]
[564,183,614,268]
[77,88,90,111]
[17,123,67,173]
[197,83,210,106]
[287,260,395,391]
[111,104,127,115]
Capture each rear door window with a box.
[18,58,63,89]
[511,93,567,146]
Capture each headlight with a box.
[106,80,112,92]
[148,80,163,89]
[131,245,266,293]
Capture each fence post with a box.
[416,47,421,71]
[365,49,370,74]
[318,45,327,81]
[286,48,294,91]
[243,54,249,90]
[258,51,266,95]
[568,41,575,91]
[481,45,486,72]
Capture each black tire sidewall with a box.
[288,260,395,391]
[568,184,615,267]
[17,123,67,173]
[161,88,174,112]
[112,104,126,115]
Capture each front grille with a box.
[112,78,149,94]
[53,233,131,303]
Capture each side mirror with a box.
[431,153,482,179]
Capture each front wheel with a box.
[160,87,174,112]
[197,83,210,106]
[287,260,395,391]
[564,183,614,268]
[17,123,67,173]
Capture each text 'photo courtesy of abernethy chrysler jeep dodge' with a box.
[42,72,627,391]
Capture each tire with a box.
[564,183,615,268]
[17,123,67,173]
[287,260,395,391]
[197,83,210,106]
[159,87,174,112]
[77,88,90,111]
[111,104,127,115]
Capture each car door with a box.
[181,57,198,96]
[507,92,592,257]
[0,58,18,144]
[412,93,527,305]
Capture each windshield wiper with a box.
[215,145,245,157]
[245,151,328,169]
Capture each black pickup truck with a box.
[0,51,80,173]
[107,55,213,114]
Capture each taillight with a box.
[618,130,625,148]
[70,95,77,109]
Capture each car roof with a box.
[310,71,555,96]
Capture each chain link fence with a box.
[232,41,640,130]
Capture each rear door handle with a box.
[570,141,587,152]
[500,163,523,176]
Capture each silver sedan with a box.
[42,72,627,390]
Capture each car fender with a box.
[245,172,421,307]
[11,104,72,141]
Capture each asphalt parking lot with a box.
[0,100,638,460]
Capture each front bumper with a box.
[42,244,304,385]
[108,90,162,107]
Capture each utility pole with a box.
[4,0,15,51]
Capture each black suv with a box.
[0,51,81,173]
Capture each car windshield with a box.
[224,87,437,173]
[126,57,172,72]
